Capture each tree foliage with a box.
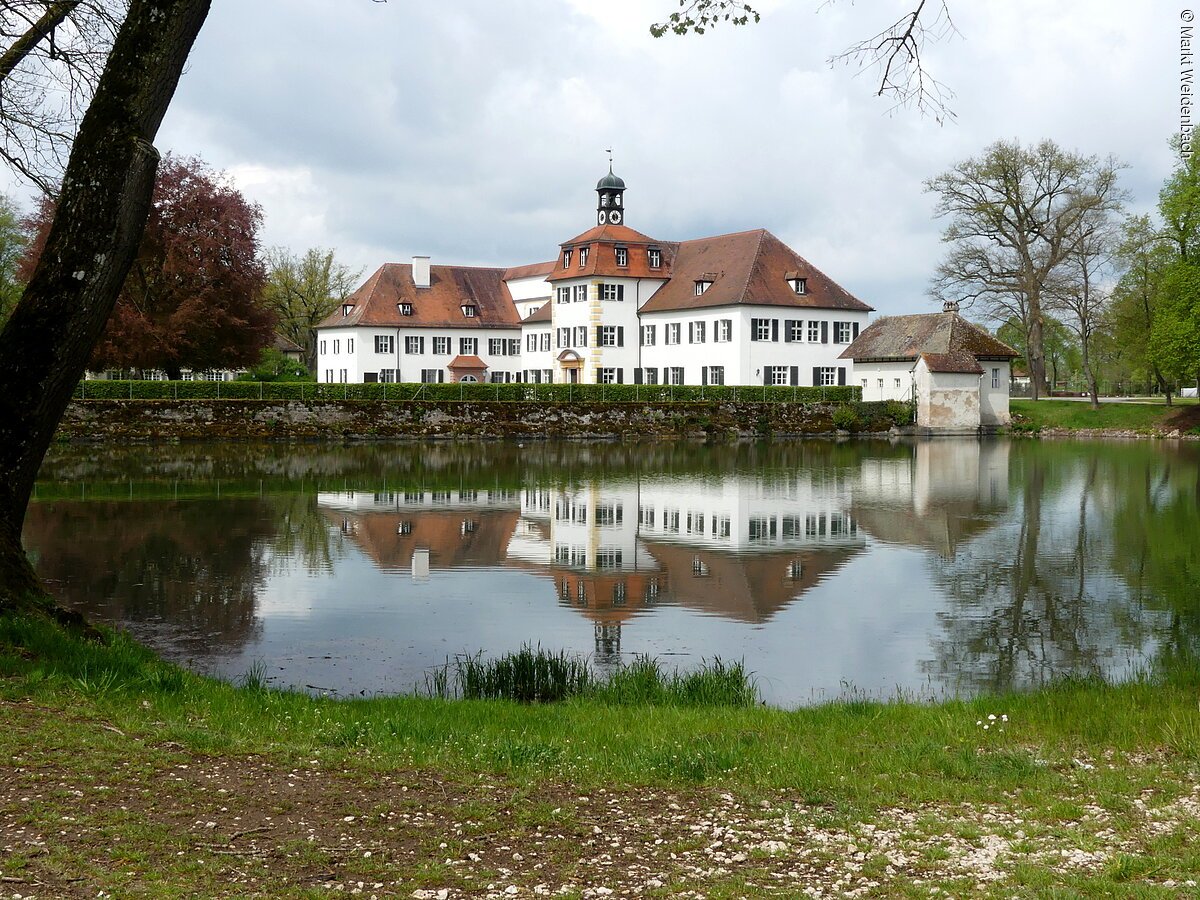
[926,139,1126,400]
[0,195,28,326]
[263,246,360,373]
[21,155,274,379]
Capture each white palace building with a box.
[316,168,874,387]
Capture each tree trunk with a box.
[1081,337,1099,409]
[0,0,211,613]
[1027,311,1048,401]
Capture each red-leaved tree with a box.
[22,155,275,379]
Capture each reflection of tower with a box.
[594,622,622,664]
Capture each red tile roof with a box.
[524,302,552,323]
[638,229,872,314]
[839,312,1018,362]
[448,355,488,369]
[547,224,676,283]
[503,260,556,281]
[317,263,520,330]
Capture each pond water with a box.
[25,438,1200,706]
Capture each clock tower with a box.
[596,164,626,226]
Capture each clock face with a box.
[598,210,607,225]
[608,210,623,225]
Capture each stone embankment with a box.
[57,399,882,442]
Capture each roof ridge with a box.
[735,229,768,300]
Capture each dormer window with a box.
[461,304,477,318]
[563,249,572,268]
[648,248,661,268]
[789,277,807,295]
[579,247,589,267]
[694,280,712,296]
[342,304,355,317]
[615,247,628,267]
[398,302,413,316]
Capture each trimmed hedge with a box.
[75,380,864,404]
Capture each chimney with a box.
[413,255,431,289]
[942,299,960,314]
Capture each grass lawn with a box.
[1,613,1199,897]
[1011,398,1200,434]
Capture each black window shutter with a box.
[702,367,708,386]
[617,285,624,301]
[764,369,771,386]
[750,319,759,342]
[821,321,828,344]
[772,319,779,342]
[617,368,624,384]
[812,366,820,386]
[439,369,445,383]
[634,368,643,384]
[852,322,860,339]
[617,326,624,347]
[784,319,795,343]
[790,366,799,386]
[838,367,846,386]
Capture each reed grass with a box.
[422,647,757,707]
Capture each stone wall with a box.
[56,399,883,442]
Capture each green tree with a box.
[0,195,27,326]
[263,247,360,374]
[1111,215,1173,395]
[926,140,1125,400]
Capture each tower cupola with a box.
[596,163,626,226]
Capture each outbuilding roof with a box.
[839,311,1018,362]
[316,263,520,330]
[920,350,984,374]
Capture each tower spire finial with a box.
[606,147,613,173]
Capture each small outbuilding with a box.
[839,303,1019,433]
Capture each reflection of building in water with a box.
[850,440,1010,557]
[316,474,866,631]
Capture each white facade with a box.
[317,325,523,384]
[978,360,1012,426]
[854,361,917,402]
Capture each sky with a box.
[17,1,1183,318]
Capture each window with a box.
[324,369,332,382]
[568,284,584,302]
[379,369,397,383]
[787,320,805,342]
[992,368,1000,389]
[557,287,571,304]
[782,516,801,538]
[600,283,624,301]
[648,248,661,268]
[527,333,538,352]
[706,366,725,385]
[686,512,705,535]
[342,304,354,316]
[405,336,424,354]
[596,503,623,526]
[596,548,623,569]
[420,367,443,382]
[895,378,902,389]
[713,516,731,539]
[347,338,354,353]
[338,368,348,383]
[579,247,589,267]
[639,506,655,528]
[562,249,572,268]
[807,321,820,342]
[319,340,326,355]
[374,335,394,354]
[751,318,776,342]
[641,324,656,346]
[461,304,477,317]
[748,516,777,542]
[540,333,551,352]
[666,323,681,345]
[459,337,478,355]
[716,319,732,342]
[640,367,658,384]
[689,321,706,343]
[766,366,789,385]
[508,338,520,355]
[333,339,340,354]
[599,325,624,347]
[667,366,684,385]
[861,378,868,389]
[817,367,838,386]
[615,247,628,266]
[434,336,450,355]
[664,509,680,533]
[489,338,503,355]
[877,378,884,391]
[598,367,622,383]
[557,327,570,348]
[573,326,588,347]
[788,277,807,294]
[543,368,553,382]
[694,280,712,295]
[398,302,413,316]
[834,321,853,344]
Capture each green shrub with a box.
[832,404,859,430]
